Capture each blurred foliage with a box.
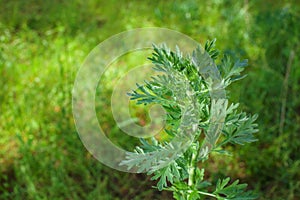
[0,0,299,199]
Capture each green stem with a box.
[197,191,217,198]
[188,150,197,186]
[186,189,217,198]
[186,144,200,199]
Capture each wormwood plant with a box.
[120,39,258,200]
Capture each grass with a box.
[0,0,299,199]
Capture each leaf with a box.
[188,191,201,200]
[219,104,259,146]
[151,161,181,191]
[212,148,232,156]
[218,54,248,87]
[223,113,259,145]
[140,138,161,152]
[204,38,219,60]
[214,178,258,200]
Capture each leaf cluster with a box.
[122,39,259,199]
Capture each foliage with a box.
[0,1,299,199]
[121,40,259,199]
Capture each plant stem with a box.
[186,144,201,199]
[185,146,196,199]
[280,50,295,134]
[188,150,197,186]
[197,191,217,198]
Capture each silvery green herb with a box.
[121,39,258,200]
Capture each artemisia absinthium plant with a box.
[120,39,259,200]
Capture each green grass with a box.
[0,0,299,199]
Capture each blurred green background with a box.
[0,0,299,199]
